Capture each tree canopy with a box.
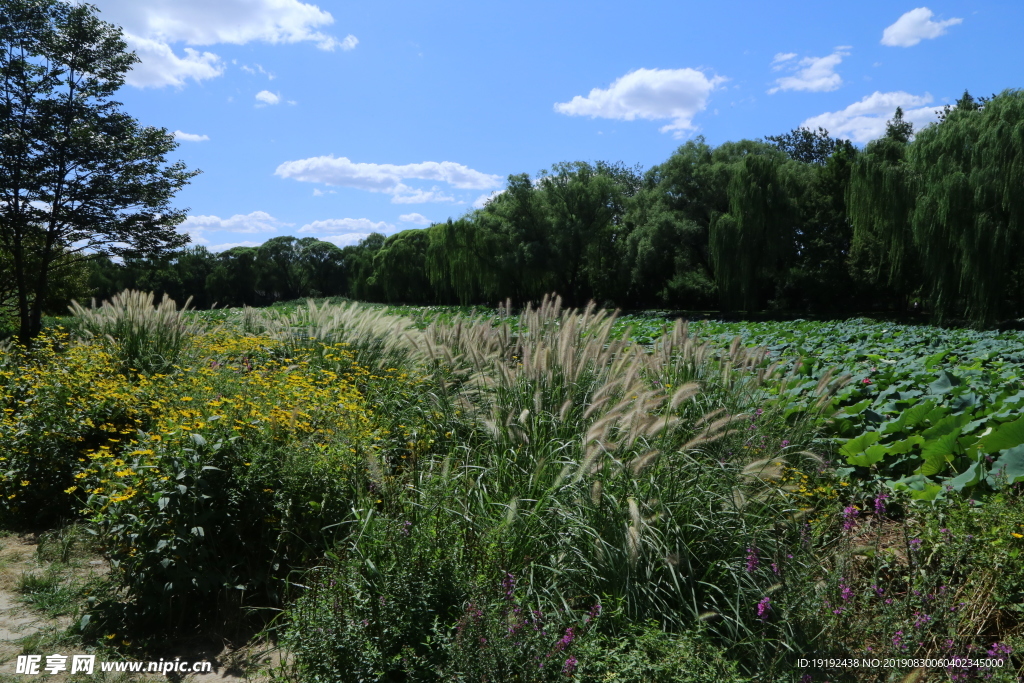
[0,0,198,340]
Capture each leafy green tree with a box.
[206,246,259,307]
[0,0,199,341]
[342,233,386,301]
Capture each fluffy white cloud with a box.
[173,130,209,142]
[181,210,292,234]
[801,91,941,143]
[123,35,224,88]
[92,0,355,87]
[882,8,962,47]
[255,90,281,105]
[554,68,726,137]
[399,213,431,225]
[275,156,500,203]
[769,49,849,94]
[298,218,395,234]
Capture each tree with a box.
[0,0,199,341]
[765,126,837,165]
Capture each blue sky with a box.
[90,0,1021,251]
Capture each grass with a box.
[1,292,1022,681]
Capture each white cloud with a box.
[173,130,209,142]
[241,63,274,79]
[208,240,263,252]
[771,52,797,70]
[275,156,500,203]
[312,188,336,196]
[255,90,281,105]
[181,210,292,234]
[298,218,395,234]
[399,213,431,225]
[390,186,455,204]
[801,91,942,143]
[472,190,504,208]
[882,8,962,47]
[319,233,372,247]
[768,49,849,94]
[92,0,355,87]
[123,35,224,88]
[554,68,726,137]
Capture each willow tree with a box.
[909,90,1024,324]
[850,92,1024,324]
[372,229,432,304]
[710,149,795,311]
[425,217,498,304]
[847,107,920,308]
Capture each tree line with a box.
[73,89,1023,327]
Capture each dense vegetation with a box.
[1,295,1021,681]
[67,89,1024,332]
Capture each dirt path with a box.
[0,534,281,682]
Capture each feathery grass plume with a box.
[740,458,785,482]
[628,450,660,476]
[627,496,642,566]
[68,289,203,376]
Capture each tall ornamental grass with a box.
[68,289,204,376]
[283,296,847,680]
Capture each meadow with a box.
[0,292,1022,682]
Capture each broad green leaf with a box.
[840,431,881,462]
[928,371,961,394]
[988,444,1024,485]
[848,443,888,467]
[978,415,1024,453]
[946,461,983,492]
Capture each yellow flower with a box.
[1013,533,1023,539]
[64,486,78,494]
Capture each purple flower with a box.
[502,572,516,600]
[756,596,771,620]
[555,627,575,651]
[401,520,412,537]
[987,642,1013,662]
[873,492,889,516]
[892,630,905,650]
[745,546,759,572]
[873,584,884,596]
[771,562,780,575]
[842,505,859,531]
[909,538,922,551]
[562,656,578,675]
[839,581,853,602]
[780,439,790,448]
[913,612,931,629]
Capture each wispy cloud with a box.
[173,130,210,142]
[399,213,431,225]
[275,156,500,203]
[768,48,849,94]
[255,90,281,105]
